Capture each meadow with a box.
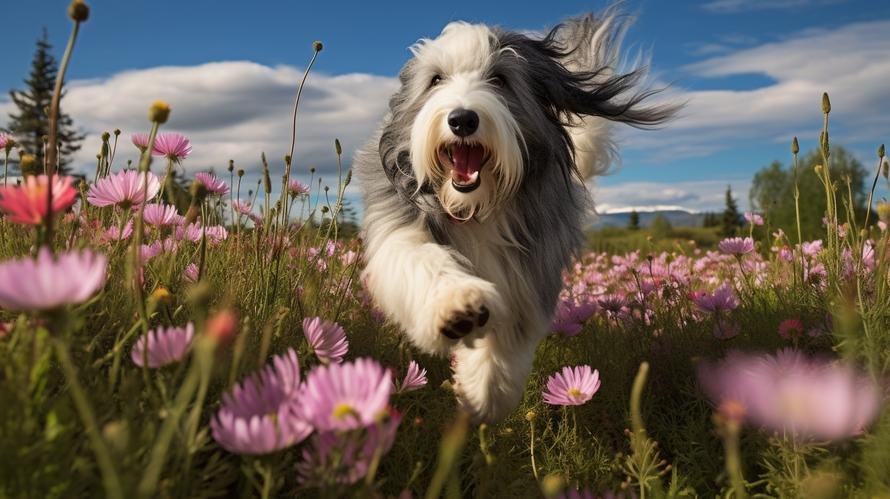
[1,2,889,498]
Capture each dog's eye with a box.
[429,74,443,88]
[490,75,506,88]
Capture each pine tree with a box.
[627,209,640,230]
[4,29,84,174]
[721,186,742,236]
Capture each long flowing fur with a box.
[356,8,677,421]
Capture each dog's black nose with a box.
[447,108,479,137]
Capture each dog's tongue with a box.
[451,143,485,181]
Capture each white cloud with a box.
[702,0,845,13]
[591,179,753,213]
[2,61,399,183]
[624,20,890,162]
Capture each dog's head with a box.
[380,13,676,221]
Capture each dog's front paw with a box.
[434,278,497,341]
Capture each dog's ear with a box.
[504,13,679,128]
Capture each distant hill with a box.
[590,209,706,229]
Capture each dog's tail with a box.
[551,9,639,180]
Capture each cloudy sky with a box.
[2,0,889,214]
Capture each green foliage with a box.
[750,146,868,241]
[627,210,641,231]
[4,29,85,173]
[649,214,673,239]
[721,186,742,237]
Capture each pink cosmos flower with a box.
[175,223,228,244]
[131,132,149,152]
[101,220,134,242]
[298,357,392,432]
[87,170,160,208]
[195,172,229,196]
[551,298,596,336]
[0,174,78,225]
[140,238,178,263]
[692,284,739,313]
[183,263,199,283]
[778,318,804,340]
[296,408,401,487]
[302,316,349,364]
[130,323,194,368]
[143,203,183,226]
[801,240,823,257]
[542,365,602,406]
[718,237,755,255]
[151,132,192,161]
[288,179,310,197]
[699,349,881,440]
[0,133,13,150]
[394,360,428,394]
[744,212,764,226]
[211,348,312,454]
[0,248,106,310]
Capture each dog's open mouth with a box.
[437,143,490,193]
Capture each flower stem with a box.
[53,337,124,499]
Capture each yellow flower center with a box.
[332,403,357,420]
[568,388,582,398]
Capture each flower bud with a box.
[101,131,110,141]
[540,474,566,499]
[68,0,89,22]
[524,410,537,422]
[228,159,234,173]
[821,92,831,114]
[20,154,37,176]
[876,202,890,222]
[791,136,799,155]
[237,169,245,177]
[150,286,173,306]
[284,154,292,166]
[334,138,342,156]
[113,128,121,136]
[879,144,885,159]
[148,100,171,124]
[207,309,238,344]
[313,40,324,52]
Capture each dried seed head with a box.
[814,164,824,174]
[792,136,799,155]
[148,100,171,124]
[879,144,885,159]
[284,154,292,166]
[101,131,110,141]
[313,40,324,52]
[237,169,245,177]
[821,92,831,114]
[228,159,234,172]
[68,0,89,22]
[344,169,352,186]
[113,128,121,136]
[334,138,342,155]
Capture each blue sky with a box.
[3,0,890,213]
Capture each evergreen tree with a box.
[650,213,673,239]
[627,209,640,230]
[721,186,742,236]
[4,29,84,174]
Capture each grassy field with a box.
[1,2,889,497]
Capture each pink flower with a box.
[692,284,739,313]
[778,318,804,340]
[0,133,13,151]
[0,248,106,310]
[542,365,601,406]
[175,223,228,244]
[699,349,881,440]
[801,240,823,257]
[302,317,349,364]
[131,132,149,152]
[152,132,192,161]
[0,175,77,225]
[744,212,764,226]
[551,298,596,336]
[718,237,754,255]
[211,349,312,454]
[183,263,199,282]
[298,357,392,432]
[87,170,160,208]
[143,203,183,226]
[394,360,428,394]
[288,179,310,197]
[140,238,178,263]
[131,323,194,368]
[195,172,229,196]
[101,220,133,242]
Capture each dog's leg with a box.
[451,328,540,422]
[363,218,503,355]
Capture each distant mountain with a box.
[589,209,706,229]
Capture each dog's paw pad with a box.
[439,305,489,339]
